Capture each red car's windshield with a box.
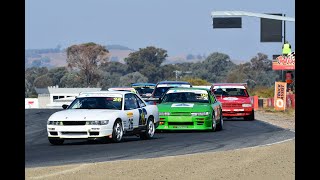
[213,88,249,97]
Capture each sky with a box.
[25,0,295,61]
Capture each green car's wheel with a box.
[211,111,217,132]
[215,109,223,131]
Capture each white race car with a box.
[47,91,159,145]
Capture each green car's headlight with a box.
[159,112,171,116]
[191,112,209,116]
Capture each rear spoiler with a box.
[212,83,247,86]
[142,97,161,104]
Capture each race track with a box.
[25,109,295,168]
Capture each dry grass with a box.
[257,107,295,117]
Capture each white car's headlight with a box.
[242,104,252,107]
[47,121,62,125]
[159,112,170,116]
[86,120,109,125]
[191,112,209,116]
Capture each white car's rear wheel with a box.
[111,120,123,143]
[140,118,155,140]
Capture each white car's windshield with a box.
[68,97,122,110]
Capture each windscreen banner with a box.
[272,52,295,70]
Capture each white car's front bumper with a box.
[47,125,113,139]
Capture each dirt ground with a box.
[25,109,295,180]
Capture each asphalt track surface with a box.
[25,109,295,168]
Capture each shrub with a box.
[250,86,274,98]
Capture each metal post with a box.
[283,14,286,43]
[282,14,286,82]
[173,70,180,81]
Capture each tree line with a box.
[25,42,284,98]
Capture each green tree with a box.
[250,53,272,72]
[25,67,49,97]
[66,42,109,87]
[47,67,68,86]
[59,72,83,88]
[99,61,128,76]
[181,77,211,86]
[100,72,123,90]
[25,79,36,97]
[157,64,177,81]
[225,53,279,89]
[119,72,148,86]
[192,52,236,82]
[33,74,54,88]
[124,46,168,82]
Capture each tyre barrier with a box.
[252,94,295,109]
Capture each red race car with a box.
[210,83,254,121]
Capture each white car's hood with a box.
[48,109,120,121]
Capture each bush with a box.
[250,86,274,98]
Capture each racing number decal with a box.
[138,108,148,125]
[113,97,121,102]
[128,118,133,130]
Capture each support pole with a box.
[282,14,286,82]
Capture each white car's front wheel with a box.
[111,120,123,143]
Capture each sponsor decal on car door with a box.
[132,109,140,128]
[138,108,148,125]
[126,112,134,130]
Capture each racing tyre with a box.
[111,120,123,143]
[211,111,217,132]
[48,138,64,145]
[244,110,255,121]
[140,118,155,140]
[215,109,223,131]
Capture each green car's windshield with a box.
[161,92,209,103]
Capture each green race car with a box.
[157,87,223,131]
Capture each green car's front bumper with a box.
[156,115,213,130]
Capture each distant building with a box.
[33,86,101,108]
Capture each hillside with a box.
[25,46,246,69]
[25,46,135,68]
